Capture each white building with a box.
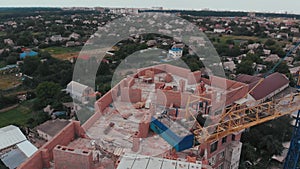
[168,48,183,60]
[66,81,95,103]
[0,125,37,169]
[214,28,226,33]
[0,125,26,151]
[50,35,63,42]
[223,61,236,72]
[4,39,14,46]
[69,32,80,40]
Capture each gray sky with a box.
[1,0,300,14]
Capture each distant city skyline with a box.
[1,0,300,14]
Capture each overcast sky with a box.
[1,0,300,14]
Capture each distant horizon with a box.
[1,0,300,14]
[0,7,299,16]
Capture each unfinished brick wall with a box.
[19,121,82,169]
[164,73,173,83]
[179,79,185,92]
[53,145,93,169]
[43,122,78,161]
[73,121,86,138]
[83,111,102,131]
[155,82,165,89]
[151,64,166,74]
[181,92,192,107]
[119,78,128,88]
[138,112,152,138]
[145,70,155,81]
[201,77,211,85]
[120,87,141,103]
[111,88,118,101]
[137,65,165,77]
[156,89,182,107]
[128,77,135,87]
[187,71,201,85]
[201,76,248,106]
[137,68,151,77]
[165,64,191,78]
[18,151,43,169]
[95,90,113,113]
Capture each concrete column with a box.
[132,132,140,152]
[179,79,185,92]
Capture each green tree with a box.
[258,135,284,158]
[6,54,18,64]
[36,82,61,100]
[0,94,18,109]
[236,60,254,75]
[22,56,40,75]
[34,82,61,110]
[241,143,258,163]
[275,62,290,74]
[265,39,276,46]
[226,39,234,45]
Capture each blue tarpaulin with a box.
[20,51,38,59]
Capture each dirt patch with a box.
[0,104,19,113]
[0,74,22,90]
[52,52,80,60]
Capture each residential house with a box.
[291,27,299,33]
[172,43,185,49]
[256,64,267,72]
[50,35,63,42]
[223,61,236,72]
[237,73,289,103]
[264,54,280,62]
[66,41,75,47]
[289,66,300,76]
[69,32,80,40]
[284,57,294,65]
[146,40,157,47]
[263,49,271,55]
[213,28,226,33]
[66,81,95,103]
[276,33,289,39]
[4,39,14,46]
[36,119,70,141]
[55,20,63,24]
[247,43,260,50]
[168,48,183,60]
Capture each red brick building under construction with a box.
[19,64,249,169]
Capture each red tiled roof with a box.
[236,74,263,90]
[249,73,289,100]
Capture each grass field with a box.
[0,101,32,128]
[219,35,267,44]
[43,46,82,55]
[42,46,82,60]
[0,74,21,90]
[0,31,6,37]
[0,61,5,68]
